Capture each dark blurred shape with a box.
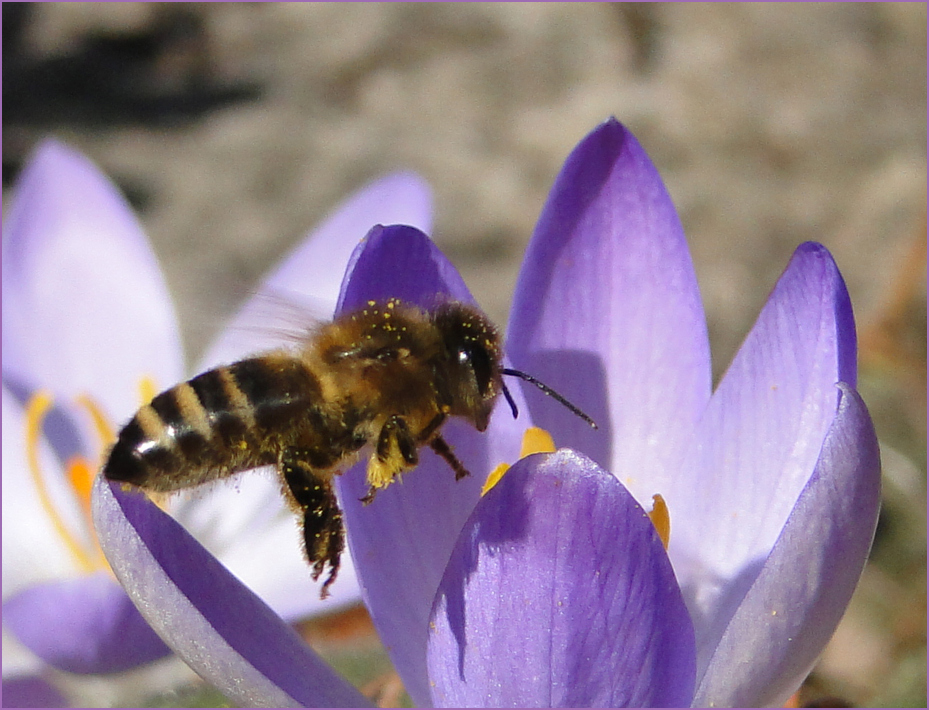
[3,4,262,127]
[613,3,662,73]
[803,697,853,708]
[3,3,263,186]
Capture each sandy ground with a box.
[3,3,926,707]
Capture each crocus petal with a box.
[1,389,170,679]
[669,243,858,667]
[1,675,69,708]
[336,224,473,314]
[334,225,526,707]
[91,476,370,708]
[2,139,183,423]
[4,365,172,682]
[201,173,432,367]
[694,385,880,707]
[3,629,42,683]
[1,387,83,592]
[3,572,170,674]
[427,450,696,708]
[507,117,711,507]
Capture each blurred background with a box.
[3,3,925,707]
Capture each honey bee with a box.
[103,298,595,597]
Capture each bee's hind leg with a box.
[280,449,344,598]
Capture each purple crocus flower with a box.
[2,138,431,706]
[91,118,880,708]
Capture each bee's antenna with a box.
[501,368,598,429]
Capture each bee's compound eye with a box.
[460,343,493,397]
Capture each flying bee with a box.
[103,298,596,597]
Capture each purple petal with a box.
[3,572,171,674]
[2,139,183,423]
[337,421,490,708]
[427,450,695,708]
[337,224,473,313]
[694,386,880,707]
[506,118,711,507]
[334,225,526,707]
[91,476,370,708]
[669,243,858,666]
[201,173,432,367]
[1,676,69,708]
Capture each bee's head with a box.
[432,303,503,432]
[432,301,598,433]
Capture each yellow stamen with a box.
[482,426,557,495]
[138,375,158,406]
[519,427,556,458]
[66,455,95,512]
[65,454,109,568]
[74,393,115,451]
[648,493,670,550]
[25,391,96,572]
[70,394,117,560]
[481,463,509,496]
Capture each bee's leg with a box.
[376,415,418,466]
[362,415,418,505]
[429,435,471,480]
[280,449,343,599]
[415,411,447,443]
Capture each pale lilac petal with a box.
[91,476,370,708]
[428,450,695,708]
[669,243,858,670]
[506,117,711,508]
[2,139,183,424]
[3,572,170,674]
[1,387,85,593]
[201,173,432,367]
[334,225,526,707]
[694,386,880,707]
[3,631,43,681]
[1,388,170,683]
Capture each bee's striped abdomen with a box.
[185,367,253,450]
[104,356,323,492]
[228,358,322,433]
